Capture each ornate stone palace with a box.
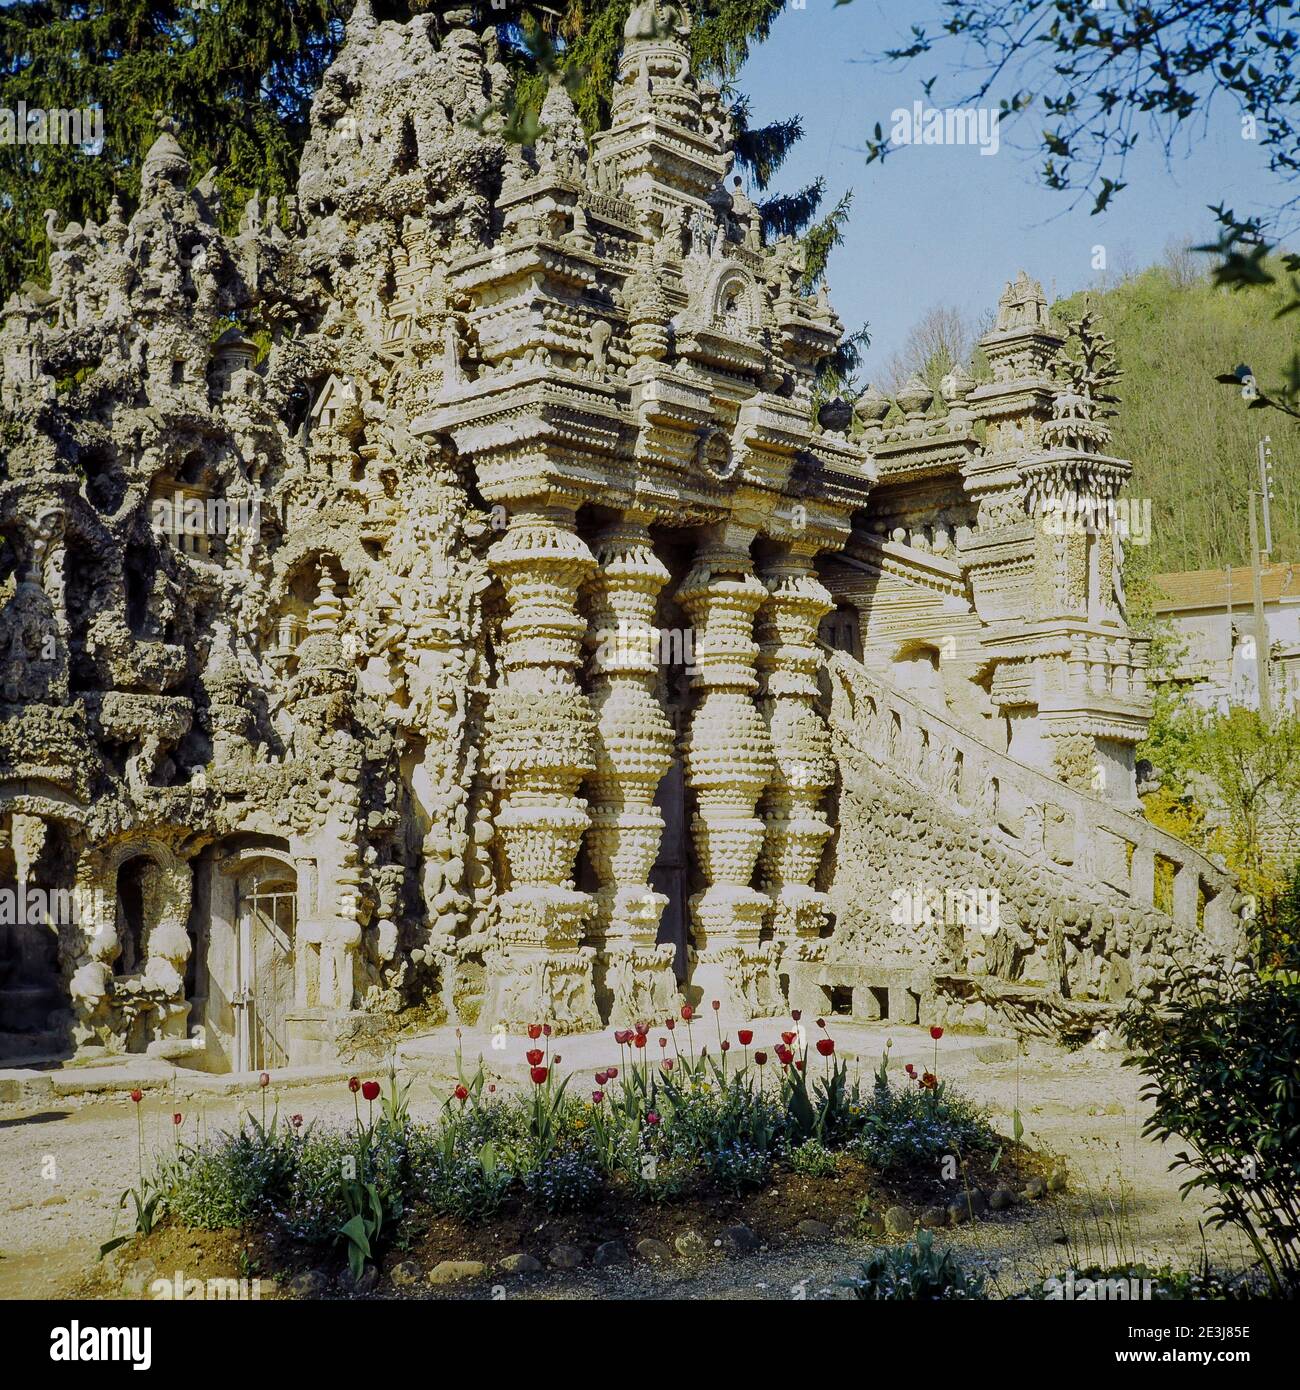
[0,1,1248,1070]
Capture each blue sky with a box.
[737,0,1294,383]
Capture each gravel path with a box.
[0,1025,1255,1300]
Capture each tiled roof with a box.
[1151,563,1299,612]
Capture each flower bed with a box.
[96,1014,1051,1296]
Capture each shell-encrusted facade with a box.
[0,2,1248,1067]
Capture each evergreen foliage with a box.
[0,0,348,297]
[1,1,861,366]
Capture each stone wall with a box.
[807,655,1251,1038]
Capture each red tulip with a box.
[348,1076,360,1093]
[454,1084,469,1101]
[172,1112,182,1125]
[816,1018,826,1029]
[816,1038,835,1057]
[606,1066,618,1079]
[530,1066,549,1085]
[754,1051,767,1066]
[665,1017,676,1031]
[634,1035,646,1049]
[659,1037,667,1049]
[129,1089,142,1104]
[711,999,720,1011]
[662,1058,674,1071]
[634,1021,648,1037]
[781,1031,796,1045]
[645,1111,660,1126]
[681,1005,694,1021]
[595,1070,608,1085]
[291,1114,303,1129]
[905,1063,916,1076]
[526,1048,543,1066]
[930,1026,944,1040]
[737,1029,753,1045]
[259,1072,270,1088]
[721,1040,731,1052]
[921,1071,938,1090]
[791,1010,802,1022]
[592,1090,604,1104]
[552,1054,562,1065]
[361,1080,380,1101]
[528,1024,542,1040]
[795,1060,804,1071]
[488,1083,496,1094]
[775,1044,793,1065]
[614,1029,632,1045]
[542,1024,552,1037]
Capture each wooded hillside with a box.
[1054,262,1298,574]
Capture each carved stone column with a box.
[583,517,678,1021]
[483,508,600,1031]
[756,548,835,960]
[138,855,194,1040]
[677,536,774,1017]
[69,847,117,1053]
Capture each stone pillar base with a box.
[479,887,601,1032]
[778,941,830,1018]
[767,885,830,943]
[481,942,600,1033]
[597,942,678,1026]
[686,944,780,1023]
[687,885,772,1021]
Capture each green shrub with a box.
[788,1139,839,1178]
[850,1077,997,1174]
[166,1124,295,1229]
[708,1139,770,1193]
[783,1055,855,1145]
[166,1138,264,1230]
[274,1130,357,1246]
[522,1151,602,1213]
[656,1074,786,1167]
[1123,964,1300,1296]
[414,1141,514,1221]
[623,1149,695,1204]
[443,1094,534,1154]
[841,1230,988,1300]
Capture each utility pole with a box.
[1258,437,1275,559]
[1248,481,1272,726]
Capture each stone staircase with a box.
[813,652,1249,1039]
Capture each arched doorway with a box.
[198,840,300,1073]
[232,859,297,1072]
[0,811,75,1060]
[115,856,149,978]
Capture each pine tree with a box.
[0,1,346,298]
[2,1,864,378]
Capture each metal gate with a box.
[233,880,295,1073]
